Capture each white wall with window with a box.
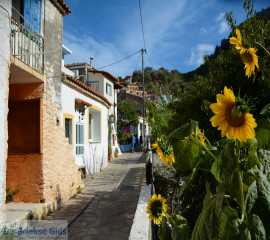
[61,81,110,175]
[104,78,114,104]
[88,109,101,143]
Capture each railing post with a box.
[10,11,44,74]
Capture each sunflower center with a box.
[241,51,253,64]
[226,105,245,127]
[150,200,163,217]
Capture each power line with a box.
[98,50,141,70]
[138,0,146,50]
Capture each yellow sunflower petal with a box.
[209,87,256,142]
[236,29,242,43]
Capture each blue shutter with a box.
[24,0,41,33]
[23,0,32,29]
[32,0,41,33]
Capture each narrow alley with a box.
[46,152,145,240]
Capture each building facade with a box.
[61,76,111,175]
[65,63,122,159]
[0,0,82,205]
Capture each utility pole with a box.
[89,57,94,68]
[141,48,147,146]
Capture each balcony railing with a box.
[76,75,102,94]
[10,8,44,73]
[86,81,101,93]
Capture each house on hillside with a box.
[65,63,123,159]
[118,83,150,151]
[0,0,82,206]
[61,50,112,175]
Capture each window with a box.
[88,109,101,142]
[12,0,42,33]
[106,83,112,96]
[88,112,92,139]
[65,118,73,144]
[76,123,84,154]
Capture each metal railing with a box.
[10,8,44,73]
[86,80,101,93]
[76,74,102,94]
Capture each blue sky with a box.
[63,0,269,77]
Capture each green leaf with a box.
[171,224,190,240]
[191,186,219,240]
[244,181,258,215]
[221,141,239,176]
[228,170,244,211]
[218,207,240,240]
[245,139,259,169]
[211,157,222,183]
[260,103,270,116]
[240,228,252,240]
[169,215,190,240]
[158,220,172,240]
[248,214,266,240]
[173,137,200,173]
[253,173,270,237]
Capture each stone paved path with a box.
[47,152,145,240]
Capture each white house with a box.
[61,53,121,175]
[61,76,111,175]
[65,63,123,158]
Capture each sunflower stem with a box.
[202,144,218,162]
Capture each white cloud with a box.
[63,0,192,76]
[187,43,215,66]
[216,12,230,35]
[64,32,136,76]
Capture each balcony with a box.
[10,8,44,83]
[86,81,101,93]
[76,75,102,94]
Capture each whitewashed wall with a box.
[0,1,11,205]
[103,77,114,105]
[61,82,109,175]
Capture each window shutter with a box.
[32,0,41,33]
[23,0,32,29]
[24,0,41,33]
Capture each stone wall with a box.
[0,1,11,205]
[42,0,82,204]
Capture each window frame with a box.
[88,108,102,143]
[64,114,74,145]
[106,82,113,97]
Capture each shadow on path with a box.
[46,153,145,240]
[69,167,144,240]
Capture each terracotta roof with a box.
[50,0,71,16]
[62,75,111,108]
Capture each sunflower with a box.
[229,28,245,52]
[152,143,175,166]
[240,47,259,78]
[210,86,257,142]
[147,194,168,225]
[198,130,206,145]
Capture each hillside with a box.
[125,6,270,96]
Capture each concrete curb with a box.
[129,184,152,240]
